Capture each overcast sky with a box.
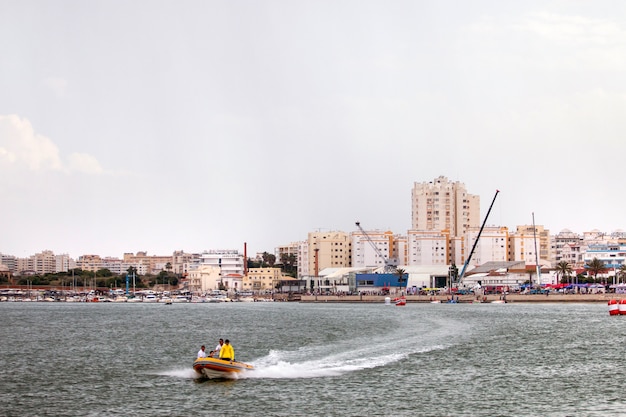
[2,0,626,259]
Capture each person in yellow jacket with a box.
[219,339,235,361]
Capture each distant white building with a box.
[297,241,309,279]
[406,230,449,266]
[455,226,509,268]
[198,250,245,276]
[351,229,396,269]
[583,243,626,280]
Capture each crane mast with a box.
[457,190,500,286]
[355,221,396,273]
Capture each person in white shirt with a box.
[209,338,224,357]
[197,345,207,358]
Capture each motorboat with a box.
[193,357,254,379]
[143,294,158,303]
[206,290,230,303]
[172,295,190,303]
[394,296,406,306]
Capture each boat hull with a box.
[394,296,406,306]
[193,358,254,379]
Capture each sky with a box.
[1,0,626,259]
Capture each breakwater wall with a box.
[299,293,624,303]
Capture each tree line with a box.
[4,267,179,289]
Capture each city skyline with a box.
[2,1,626,258]
[2,221,623,261]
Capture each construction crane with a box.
[457,189,500,287]
[355,221,396,273]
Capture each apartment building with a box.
[172,250,199,276]
[196,250,245,276]
[583,244,626,273]
[458,226,509,267]
[411,175,480,237]
[0,254,17,274]
[351,229,396,269]
[296,241,309,279]
[243,267,283,292]
[275,242,299,264]
[187,264,221,293]
[101,257,124,275]
[76,254,103,272]
[306,231,351,277]
[123,252,174,275]
[406,230,450,266]
[553,229,585,267]
[509,225,552,266]
[17,250,62,275]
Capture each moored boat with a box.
[192,357,254,379]
[144,294,158,303]
[394,296,406,306]
[172,295,190,303]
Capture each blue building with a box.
[355,273,408,294]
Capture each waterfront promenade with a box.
[298,293,624,303]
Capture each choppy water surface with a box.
[1,302,624,416]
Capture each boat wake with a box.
[243,332,451,380]
[245,351,406,379]
[163,311,465,381]
[156,368,199,379]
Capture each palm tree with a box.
[526,267,536,289]
[261,252,276,267]
[555,261,573,284]
[395,268,406,295]
[618,264,626,285]
[279,253,298,276]
[585,258,607,283]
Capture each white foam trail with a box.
[156,368,198,379]
[242,345,446,380]
[162,314,463,381]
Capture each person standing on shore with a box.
[219,339,235,361]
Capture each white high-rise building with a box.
[406,230,450,266]
[297,241,309,279]
[458,226,509,268]
[351,229,396,269]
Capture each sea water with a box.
[0,302,624,416]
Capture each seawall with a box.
[298,293,623,303]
